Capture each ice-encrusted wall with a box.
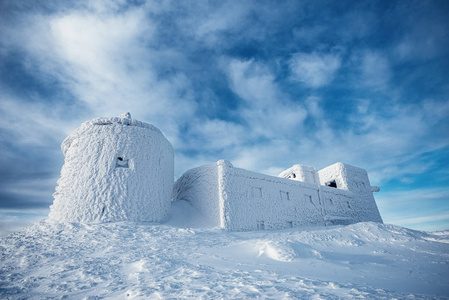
[223,165,325,231]
[49,113,174,223]
[318,163,383,224]
[173,160,383,231]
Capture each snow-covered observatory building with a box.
[173,160,383,231]
[49,113,174,223]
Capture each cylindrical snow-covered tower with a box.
[49,113,174,223]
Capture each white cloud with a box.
[185,119,247,151]
[44,9,191,119]
[360,51,391,90]
[223,58,307,138]
[289,52,341,88]
[195,1,252,37]
[0,95,81,147]
[230,139,292,173]
[1,5,199,148]
[225,59,278,107]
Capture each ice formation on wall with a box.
[49,113,174,223]
[173,160,383,231]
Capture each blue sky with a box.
[1,0,448,235]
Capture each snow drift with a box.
[1,212,448,299]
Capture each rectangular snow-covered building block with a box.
[173,160,383,231]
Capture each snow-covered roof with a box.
[61,112,172,155]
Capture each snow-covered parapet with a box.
[278,164,319,184]
[173,161,383,231]
[318,162,383,224]
[49,113,174,223]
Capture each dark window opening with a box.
[326,180,337,188]
[116,157,129,168]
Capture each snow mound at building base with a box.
[1,206,448,299]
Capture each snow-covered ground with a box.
[1,201,448,299]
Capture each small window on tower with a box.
[116,157,129,168]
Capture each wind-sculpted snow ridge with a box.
[1,204,448,299]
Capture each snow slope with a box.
[1,201,448,299]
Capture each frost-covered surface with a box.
[224,165,326,231]
[1,202,448,299]
[174,161,383,231]
[319,162,383,224]
[49,114,174,223]
[60,114,166,156]
[278,164,320,184]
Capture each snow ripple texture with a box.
[49,114,174,223]
[1,203,448,299]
